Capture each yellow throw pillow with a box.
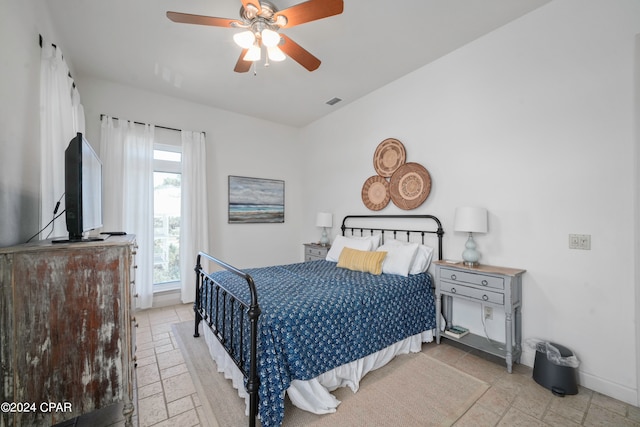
[337,247,387,275]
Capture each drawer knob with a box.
[451,287,457,294]
[451,274,457,280]
[481,280,488,286]
[482,294,489,301]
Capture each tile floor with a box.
[134,304,206,427]
[424,341,640,426]
[92,303,640,426]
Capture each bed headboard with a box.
[341,214,444,261]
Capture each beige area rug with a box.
[173,321,489,427]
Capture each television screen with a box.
[58,132,103,242]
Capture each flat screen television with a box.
[54,132,103,242]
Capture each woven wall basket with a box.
[361,175,390,211]
[373,138,406,177]
[389,162,431,210]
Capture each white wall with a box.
[0,0,58,246]
[634,32,640,409]
[77,77,303,269]
[300,0,640,405]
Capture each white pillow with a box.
[377,242,419,277]
[326,235,373,262]
[346,234,382,250]
[383,238,434,274]
[410,244,434,274]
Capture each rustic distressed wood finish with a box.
[0,235,137,427]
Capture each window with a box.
[153,143,182,291]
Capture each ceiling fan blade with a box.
[279,34,321,71]
[275,0,344,28]
[240,0,261,15]
[234,49,252,73]
[166,11,239,28]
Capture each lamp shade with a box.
[233,31,256,48]
[261,28,281,47]
[316,212,332,228]
[267,46,286,62]
[243,45,261,62]
[454,207,488,233]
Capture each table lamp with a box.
[454,207,488,266]
[316,212,332,246]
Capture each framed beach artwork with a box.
[228,175,285,223]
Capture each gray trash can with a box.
[532,342,578,396]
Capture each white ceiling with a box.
[45,0,550,127]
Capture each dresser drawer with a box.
[439,267,504,290]
[440,281,504,305]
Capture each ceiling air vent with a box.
[326,97,342,106]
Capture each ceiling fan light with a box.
[267,46,286,62]
[261,28,281,47]
[243,45,261,62]
[233,31,256,48]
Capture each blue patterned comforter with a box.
[201,260,436,427]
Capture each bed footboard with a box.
[194,252,261,427]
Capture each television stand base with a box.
[52,236,106,244]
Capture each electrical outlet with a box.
[484,306,493,320]
[569,234,591,250]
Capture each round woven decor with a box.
[389,162,431,210]
[373,138,406,177]
[362,175,390,211]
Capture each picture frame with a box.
[228,175,285,223]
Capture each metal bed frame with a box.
[192,214,444,427]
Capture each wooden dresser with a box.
[0,235,137,427]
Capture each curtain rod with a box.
[100,114,205,136]
[39,34,75,89]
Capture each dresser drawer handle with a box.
[482,294,489,301]
[481,280,488,286]
[451,274,457,280]
[451,287,457,294]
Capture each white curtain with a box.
[40,41,85,238]
[180,131,209,303]
[100,116,155,309]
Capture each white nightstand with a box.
[303,243,330,261]
[434,260,526,373]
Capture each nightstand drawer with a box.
[439,267,504,290]
[305,247,327,258]
[440,281,504,305]
[303,243,330,261]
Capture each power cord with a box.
[25,194,65,243]
[480,303,506,352]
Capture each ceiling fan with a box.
[166,0,344,73]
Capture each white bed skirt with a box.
[202,326,434,416]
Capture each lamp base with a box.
[319,228,329,246]
[461,233,481,267]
